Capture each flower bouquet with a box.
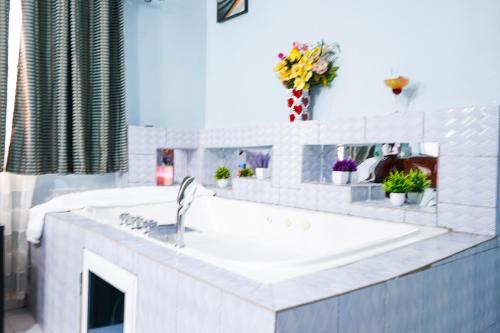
[273,41,340,122]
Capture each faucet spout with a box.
[175,176,197,248]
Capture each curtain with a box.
[0,173,36,305]
[0,0,8,171]
[6,0,128,175]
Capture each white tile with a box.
[165,128,200,148]
[365,112,424,143]
[349,203,405,223]
[220,293,275,333]
[404,210,437,227]
[438,203,496,235]
[128,126,167,154]
[319,117,366,144]
[424,106,499,156]
[316,185,351,214]
[177,274,223,333]
[438,156,497,207]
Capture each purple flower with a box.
[332,159,357,172]
[252,153,271,169]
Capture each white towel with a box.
[27,184,214,244]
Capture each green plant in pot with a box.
[238,167,254,178]
[383,170,412,206]
[406,169,431,204]
[214,166,231,188]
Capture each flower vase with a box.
[287,89,310,122]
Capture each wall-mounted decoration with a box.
[273,41,340,122]
[217,0,248,22]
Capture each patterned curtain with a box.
[0,0,8,171]
[6,0,128,175]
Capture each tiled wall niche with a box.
[128,106,500,236]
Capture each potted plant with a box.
[214,166,231,188]
[383,170,412,206]
[273,41,340,122]
[252,153,271,180]
[332,159,358,185]
[237,167,254,178]
[406,169,431,204]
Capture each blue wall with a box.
[124,0,207,129]
[205,0,500,128]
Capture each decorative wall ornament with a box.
[217,0,248,22]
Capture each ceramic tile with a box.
[365,112,424,143]
[349,203,405,223]
[128,154,156,184]
[438,203,496,235]
[385,274,424,333]
[404,210,437,227]
[176,274,223,333]
[421,256,475,333]
[279,184,317,210]
[316,185,351,214]
[438,156,497,207]
[135,259,178,333]
[276,297,338,333]
[319,117,366,144]
[424,106,499,157]
[166,128,200,149]
[220,293,275,333]
[128,126,167,154]
[473,248,499,331]
[338,284,386,333]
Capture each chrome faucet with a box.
[175,176,198,248]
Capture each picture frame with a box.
[217,0,248,23]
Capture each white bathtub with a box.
[73,195,447,283]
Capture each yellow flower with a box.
[288,48,302,62]
[273,60,287,72]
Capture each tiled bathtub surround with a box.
[128,106,500,236]
[29,214,499,333]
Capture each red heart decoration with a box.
[292,89,302,98]
[302,113,309,121]
[303,97,309,107]
[294,105,303,115]
[287,98,294,108]
[289,114,296,122]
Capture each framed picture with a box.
[217,0,248,23]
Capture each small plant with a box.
[214,166,230,180]
[238,167,254,178]
[407,169,431,193]
[383,170,412,193]
[252,153,271,169]
[332,159,358,172]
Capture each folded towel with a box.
[27,184,215,244]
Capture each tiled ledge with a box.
[54,212,495,312]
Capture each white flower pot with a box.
[332,171,349,185]
[217,179,229,188]
[407,192,423,205]
[390,193,406,206]
[349,171,358,184]
[255,168,270,180]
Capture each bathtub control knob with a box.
[284,218,292,228]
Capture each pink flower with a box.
[302,44,309,51]
[278,53,285,59]
[292,41,301,50]
[312,58,329,75]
